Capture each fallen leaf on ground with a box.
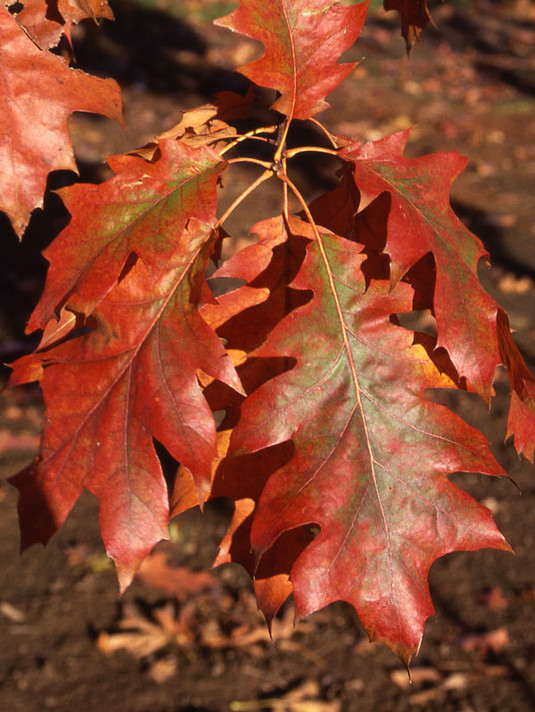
[478,587,510,612]
[136,550,218,601]
[0,601,26,623]
[231,679,340,712]
[147,655,179,684]
[390,666,441,689]
[97,601,194,658]
[459,627,509,656]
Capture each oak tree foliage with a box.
[3,0,534,665]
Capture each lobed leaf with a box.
[10,0,63,49]
[215,0,369,120]
[0,5,122,237]
[341,131,502,402]
[10,225,243,589]
[11,0,114,48]
[27,140,226,332]
[5,0,533,665]
[228,216,510,663]
[57,0,114,42]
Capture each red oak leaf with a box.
[27,140,226,332]
[212,442,311,627]
[215,496,313,627]
[0,5,123,237]
[10,223,244,590]
[211,216,310,353]
[228,216,511,663]
[57,0,113,25]
[497,308,535,462]
[215,0,369,120]
[56,0,114,44]
[11,0,63,49]
[341,131,502,402]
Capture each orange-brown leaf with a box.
[0,6,122,237]
[384,0,433,52]
[215,0,369,120]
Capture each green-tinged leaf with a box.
[10,222,243,589]
[27,140,226,332]
[341,131,502,402]
[228,216,510,664]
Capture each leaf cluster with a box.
[2,0,535,665]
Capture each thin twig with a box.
[220,125,279,156]
[273,118,290,164]
[278,174,320,238]
[309,117,341,149]
[228,157,274,170]
[285,145,340,160]
[282,155,289,224]
[215,169,273,229]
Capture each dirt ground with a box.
[1,1,535,710]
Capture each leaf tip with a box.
[115,562,135,595]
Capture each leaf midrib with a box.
[41,239,207,489]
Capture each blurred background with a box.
[1,1,534,710]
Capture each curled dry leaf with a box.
[383,0,433,52]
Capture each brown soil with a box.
[1,1,535,710]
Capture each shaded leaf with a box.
[213,443,310,626]
[496,308,535,461]
[229,216,510,663]
[212,215,310,353]
[341,131,501,401]
[384,0,433,52]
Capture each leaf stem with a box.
[215,169,273,229]
[309,117,341,149]
[279,173,362,402]
[220,125,279,155]
[278,174,320,241]
[281,173,389,582]
[273,118,291,164]
[228,157,274,170]
[282,155,289,222]
[285,146,340,160]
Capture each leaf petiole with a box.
[309,117,341,149]
[273,118,290,164]
[285,145,340,160]
[215,168,274,229]
[220,125,279,155]
[228,157,274,170]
